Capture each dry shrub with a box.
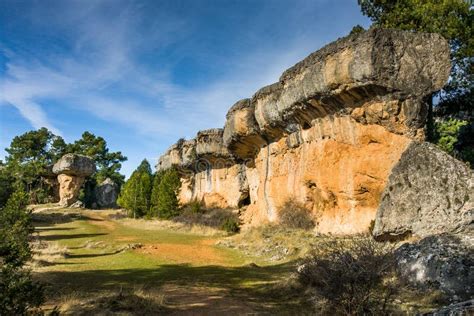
[58,287,167,315]
[278,199,315,230]
[174,205,240,233]
[219,224,319,261]
[297,237,399,315]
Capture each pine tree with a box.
[117,160,152,218]
[156,168,181,219]
[149,170,165,218]
[0,189,44,313]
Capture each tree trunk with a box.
[425,93,435,142]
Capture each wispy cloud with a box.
[1,0,368,175]
[0,1,319,142]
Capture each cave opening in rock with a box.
[238,193,251,207]
[302,122,311,130]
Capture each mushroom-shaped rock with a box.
[53,153,96,176]
[95,178,118,209]
[53,154,96,207]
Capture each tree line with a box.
[117,159,181,220]
[0,127,127,207]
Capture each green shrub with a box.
[221,218,240,234]
[278,199,315,230]
[189,200,203,214]
[297,238,398,315]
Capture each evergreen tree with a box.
[117,160,152,218]
[4,128,67,203]
[0,190,44,313]
[156,168,181,219]
[66,131,127,187]
[149,170,165,218]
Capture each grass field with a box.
[32,207,306,315]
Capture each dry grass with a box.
[218,224,321,262]
[118,217,227,237]
[277,199,315,230]
[30,239,69,268]
[55,287,167,315]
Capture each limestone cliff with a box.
[156,28,452,234]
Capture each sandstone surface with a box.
[373,142,474,239]
[53,154,96,207]
[395,233,474,300]
[95,178,119,209]
[156,28,452,234]
[53,153,96,177]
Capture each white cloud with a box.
[0,0,330,169]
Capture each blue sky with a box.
[0,0,370,177]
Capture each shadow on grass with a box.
[38,261,307,313]
[41,233,108,241]
[35,227,77,232]
[32,212,104,228]
[66,251,122,259]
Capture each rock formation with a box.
[157,28,453,234]
[373,142,474,239]
[395,233,473,300]
[53,154,96,207]
[95,178,119,209]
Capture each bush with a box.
[297,238,398,315]
[188,200,203,214]
[278,199,315,230]
[221,218,240,234]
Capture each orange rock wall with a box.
[243,115,410,234]
[178,164,246,209]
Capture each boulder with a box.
[53,154,96,207]
[95,178,118,209]
[53,153,96,177]
[395,233,474,301]
[373,142,474,239]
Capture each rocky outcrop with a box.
[156,28,452,234]
[53,154,96,207]
[373,142,474,239]
[95,178,118,209]
[395,233,474,301]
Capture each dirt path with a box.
[33,209,295,315]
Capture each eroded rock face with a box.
[53,154,95,207]
[373,142,474,239]
[395,234,474,300]
[156,28,452,234]
[57,174,86,207]
[95,178,118,209]
[53,153,96,176]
